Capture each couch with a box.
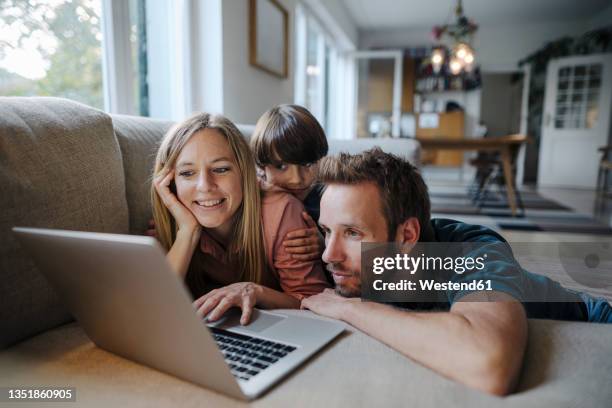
[1,97,610,407]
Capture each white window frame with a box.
[102,0,222,119]
[101,0,136,115]
[295,2,356,139]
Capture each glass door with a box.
[538,54,612,188]
[346,51,403,138]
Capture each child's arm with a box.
[282,212,324,261]
[273,199,330,298]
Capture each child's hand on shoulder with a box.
[282,212,323,261]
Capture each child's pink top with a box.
[197,192,329,300]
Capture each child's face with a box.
[174,129,243,238]
[262,160,317,201]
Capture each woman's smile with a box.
[193,198,226,209]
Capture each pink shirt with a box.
[194,192,329,300]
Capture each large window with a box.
[295,5,338,134]
[295,4,355,139]
[0,0,148,115]
[0,0,104,108]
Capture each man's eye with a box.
[345,229,361,238]
[213,167,230,174]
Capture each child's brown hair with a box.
[251,104,328,167]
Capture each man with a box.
[301,148,611,396]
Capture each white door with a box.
[538,54,612,188]
[345,50,403,138]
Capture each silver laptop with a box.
[13,227,344,400]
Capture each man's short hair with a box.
[318,147,431,239]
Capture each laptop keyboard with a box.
[209,327,297,381]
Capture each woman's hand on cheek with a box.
[154,169,200,234]
[193,283,260,325]
[283,212,323,261]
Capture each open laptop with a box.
[13,227,344,400]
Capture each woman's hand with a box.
[282,212,323,261]
[153,169,200,233]
[193,282,260,325]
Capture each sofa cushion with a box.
[0,315,610,407]
[0,97,130,348]
[111,115,174,234]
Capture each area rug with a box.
[430,187,612,235]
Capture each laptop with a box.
[13,227,344,400]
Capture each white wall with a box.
[145,0,352,125]
[360,21,586,72]
[302,0,358,50]
[221,0,297,124]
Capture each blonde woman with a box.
[152,113,329,325]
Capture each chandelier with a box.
[430,0,478,75]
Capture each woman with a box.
[151,113,329,325]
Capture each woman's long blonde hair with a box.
[151,113,265,284]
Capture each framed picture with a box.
[249,0,288,78]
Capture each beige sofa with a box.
[1,97,611,407]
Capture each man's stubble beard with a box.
[328,263,362,298]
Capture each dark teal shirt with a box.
[413,218,587,321]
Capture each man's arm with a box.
[302,289,527,396]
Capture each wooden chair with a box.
[597,146,612,195]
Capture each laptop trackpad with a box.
[207,308,285,333]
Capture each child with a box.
[251,104,328,262]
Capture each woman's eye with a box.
[178,170,194,177]
[275,163,287,171]
[304,162,314,168]
[213,167,230,174]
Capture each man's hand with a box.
[193,282,259,325]
[301,288,356,320]
[283,212,323,261]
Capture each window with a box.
[555,64,601,129]
[101,0,148,115]
[295,4,355,139]
[304,18,326,126]
[0,0,104,108]
[0,0,148,115]
[295,5,339,135]
[129,0,148,116]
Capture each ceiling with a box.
[341,0,612,30]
